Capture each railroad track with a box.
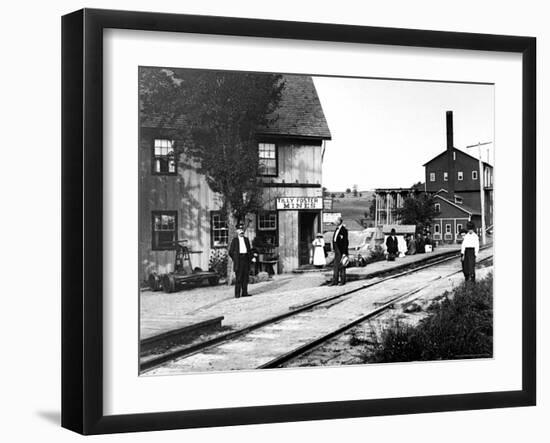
[142,248,492,374]
[260,254,493,369]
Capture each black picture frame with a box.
[61,8,536,435]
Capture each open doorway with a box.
[298,211,319,266]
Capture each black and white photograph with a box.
[138,67,495,375]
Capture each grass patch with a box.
[367,273,493,363]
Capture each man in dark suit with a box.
[228,222,253,298]
[330,217,349,286]
[386,228,399,261]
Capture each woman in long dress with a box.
[312,233,326,267]
[461,221,479,282]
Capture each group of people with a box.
[388,222,480,282]
[229,217,479,298]
[403,231,434,256]
[229,217,350,298]
[385,228,434,261]
[312,216,349,286]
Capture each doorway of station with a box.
[298,211,320,266]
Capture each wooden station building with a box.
[139,74,331,282]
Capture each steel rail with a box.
[258,255,493,369]
[141,248,489,372]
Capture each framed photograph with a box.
[62,8,536,435]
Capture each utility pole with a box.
[466,141,492,245]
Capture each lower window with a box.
[211,211,229,247]
[152,211,178,250]
[255,212,278,247]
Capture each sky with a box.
[312,76,494,191]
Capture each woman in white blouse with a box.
[461,221,479,282]
[312,233,326,267]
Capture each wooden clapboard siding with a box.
[140,134,326,279]
[139,130,221,282]
[262,186,322,272]
[261,185,323,206]
[277,211,299,272]
[276,143,322,185]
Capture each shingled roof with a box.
[141,73,331,140]
[258,75,331,140]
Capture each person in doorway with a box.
[386,228,399,261]
[229,222,254,298]
[312,233,326,268]
[329,217,348,286]
[461,221,479,282]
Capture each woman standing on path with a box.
[461,221,480,282]
[312,233,326,267]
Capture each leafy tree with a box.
[396,192,437,231]
[411,181,425,193]
[345,188,351,194]
[352,184,358,197]
[140,68,284,224]
[140,68,285,280]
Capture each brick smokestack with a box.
[446,111,455,197]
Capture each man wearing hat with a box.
[329,216,348,286]
[229,222,253,298]
[386,228,399,261]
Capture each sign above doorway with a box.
[276,197,323,210]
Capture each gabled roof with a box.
[434,194,480,216]
[257,75,331,140]
[423,147,492,168]
[141,74,331,140]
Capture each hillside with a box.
[325,191,375,231]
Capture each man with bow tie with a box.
[229,222,254,298]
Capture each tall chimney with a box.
[446,111,455,198]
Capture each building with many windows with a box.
[423,111,493,243]
[139,74,331,282]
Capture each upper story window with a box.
[454,196,463,204]
[153,139,176,174]
[472,170,478,180]
[443,172,448,181]
[152,211,177,250]
[457,171,463,181]
[434,203,440,213]
[211,211,228,247]
[258,143,277,176]
[429,172,436,182]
